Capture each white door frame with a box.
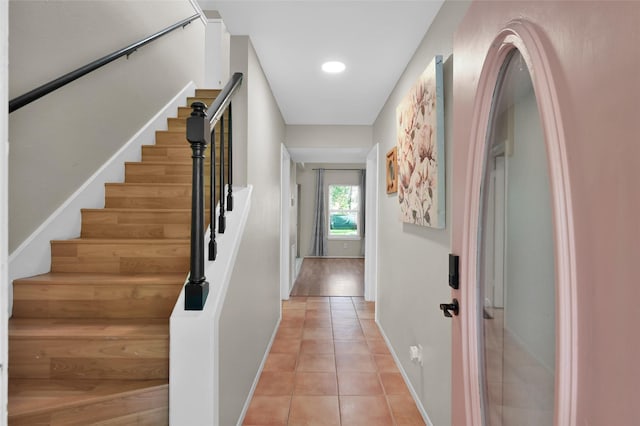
[1,1,9,422]
[279,144,292,300]
[364,144,379,302]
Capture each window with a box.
[328,185,360,238]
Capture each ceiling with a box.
[198,1,444,126]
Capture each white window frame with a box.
[327,184,360,240]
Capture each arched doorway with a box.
[451,20,577,426]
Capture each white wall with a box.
[218,36,285,426]
[286,125,372,149]
[203,13,230,89]
[1,0,9,421]
[371,1,470,424]
[8,0,205,252]
[297,164,365,257]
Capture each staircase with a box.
[8,89,225,425]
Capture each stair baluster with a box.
[226,103,234,211]
[218,114,226,233]
[209,124,217,261]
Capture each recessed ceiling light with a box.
[322,61,346,74]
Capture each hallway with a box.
[243,296,425,425]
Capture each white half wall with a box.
[170,186,252,426]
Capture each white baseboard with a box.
[236,315,282,426]
[7,81,196,306]
[376,320,434,426]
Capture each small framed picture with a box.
[386,147,398,194]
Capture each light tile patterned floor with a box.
[242,296,426,426]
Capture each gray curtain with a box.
[310,169,327,256]
[359,169,366,257]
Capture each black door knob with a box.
[439,299,459,318]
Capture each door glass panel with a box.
[478,50,555,425]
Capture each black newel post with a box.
[208,125,217,261]
[226,103,234,211]
[185,101,210,310]
[218,114,226,233]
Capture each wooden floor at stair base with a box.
[8,379,168,426]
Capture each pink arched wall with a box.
[451,1,640,425]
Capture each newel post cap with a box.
[187,101,211,146]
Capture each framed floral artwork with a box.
[386,147,397,194]
[395,55,445,228]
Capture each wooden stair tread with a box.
[13,272,186,286]
[81,207,193,213]
[51,238,189,244]
[124,161,193,166]
[105,182,193,187]
[8,379,167,418]
[9,318,168,339]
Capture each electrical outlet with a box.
[409,344,423,366]
[343,242,347,249]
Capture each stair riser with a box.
[141,146,228,162]
[105,181,210,203]
[51,242,189,274]
[81,209,216,240]
[12,284,182,319]
[8,385,167,425]
[82,223,192,239]
[124,163,220,185]
[82,209,191,239]
[154,131,226,146]
[165,119,226,133]
[186,97,216,106]
[195,89,221,98]
[9,339,168,380]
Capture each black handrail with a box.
[205,72,243,129]
[185,73,243,310]
[9,13,200,113]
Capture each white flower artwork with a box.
[395,55,445,228]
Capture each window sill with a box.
[328,235,361,241]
